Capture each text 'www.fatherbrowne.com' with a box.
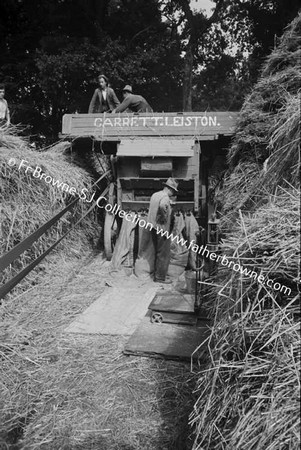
[9,157,292,296]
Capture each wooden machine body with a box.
[61,111,238,218]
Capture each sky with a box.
[190,0,215,16]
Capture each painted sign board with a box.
[62,112,238,139]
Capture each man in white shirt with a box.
[88,74,120,113]
[0,84,10,129]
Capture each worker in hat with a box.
[88,74,120,113]
[138,178,179,284]
[112,85,153,113]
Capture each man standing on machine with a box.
[88,74,120,113]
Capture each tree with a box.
[162,0,225,111]
[0,0,299,136]
[161,0,300,111]
[0,0,182,136]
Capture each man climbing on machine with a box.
[112,85,153,113]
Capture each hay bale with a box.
[264,93,300,187]
[0,130,99,293]
[221,187,299,300]
[228,13,301,168]
[190,187,300,449]
[218,89,300,222]
[191,13,301,450]
[190,300,300,450]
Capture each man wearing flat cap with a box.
[112,85,153,113]
[138,178,178,284]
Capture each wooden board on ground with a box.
[65,287,157,336]
[149,291,195,314]
[123,315,209,361]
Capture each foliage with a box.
[193,54,252,111]
[161,0,300,110]
[0,0,299,137]
[0,0,182,136]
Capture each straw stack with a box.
[0,128,99,293]
[228,13,301,169]
[191,13,300,450]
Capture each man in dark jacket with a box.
[88,74,120,113]
[112,85,153,113]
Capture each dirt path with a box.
[0,251,199,450]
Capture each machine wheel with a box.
[151,312,163,324]
[104,211,118,261]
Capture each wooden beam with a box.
[61,112,238,139]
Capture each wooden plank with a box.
[194,142,200,212]
[117,157,197,180]
[117,138,195,157]
[119,177,194,191]
[123,315,209,361]
[62,112,238,138]
[64,287,157,336]
[121,200,195,211]
[141,157,173,173]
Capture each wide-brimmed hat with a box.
[163,178,178,192]
[98,74,108,83]
[122,85,132,93]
